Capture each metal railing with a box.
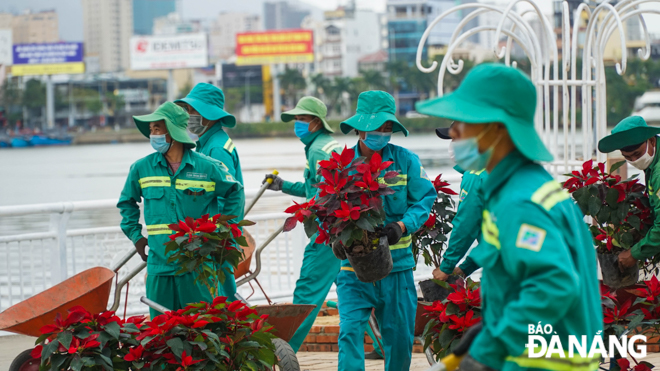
[0,190,307,315]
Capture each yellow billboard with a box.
[236,30,314,66]
[11,62,85,76]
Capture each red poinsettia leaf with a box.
[283,217,299,232]
[439,187,458,195]
[340,147,354,166]
[585,177,599,186]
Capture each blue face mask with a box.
[452,126,500,172]
[362,131,391,151]
[294,120,312,138]
[150,134,171,154]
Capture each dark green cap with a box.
[133,102,195,148]
[340,91,408,136]
[175,83,236,128]
[281,96,333,132]
[598,116,660,153]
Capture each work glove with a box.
[262,174,283,191]
[332,240,347,260]
[135,237,148,262]
[382,222,403,245]
[458,354,496,371]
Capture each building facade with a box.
[209,13,261,62]
[133,0,177,35]
[152,12,202,35]
[264,1,310,30]
[81,0,133,73]
[0,10,59,44]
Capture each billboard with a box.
[236,30,314,66]
[130,33,208,70]
[11,42,85,76]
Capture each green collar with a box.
[198,123,224,150]
[153,147,195,173]
[453,165,465,174]
[301,130,324,149]
[645,139,660,179]
[482,150,530,199]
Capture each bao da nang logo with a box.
[527,323,647,359]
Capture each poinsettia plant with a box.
[165,214,255,297]
[33,297,277,370]
[135,297,276,371]
[283,146,400,256]
[421,278,481,360]
[32,306,145,371]
[412,174,457,269]
[562,160,652,255]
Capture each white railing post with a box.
[48,202,73,284]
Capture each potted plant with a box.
[282,146,401,282]
[165,214,254,297]
[563,160,652,288]
[421,278,481,360]
[413,174,458,302]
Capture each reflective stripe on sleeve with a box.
[322,141,342,154]
[531,180,570,211]
[389,235,412,250]
[224,138,236,153]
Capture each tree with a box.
[386,61,408,115]
[359,69,387,91]
[328,77,354,117]
[177,81,193,100]
[105,92,125,116]
[279,67,306,109]
[311,73,331,100]
[0,78,22,125]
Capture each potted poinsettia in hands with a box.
[562,160,652,288]
[165,214,254,297]
[413,174,458,301]
[283,146,401,282]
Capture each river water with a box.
[0,134,456,235]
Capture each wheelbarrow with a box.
[1,248,147,371]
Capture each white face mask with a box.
[629,140,655,170]
[448,141,456,164]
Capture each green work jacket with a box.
[469,151,602,371]
[632,139,660,260]
[440,166,486,276]
[282,130,342,200]
[196,124,245,221]
[118,149,244,276]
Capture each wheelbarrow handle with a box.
[140,296,172,314]
[110,248,138,272]
[235,222,284,287]
[108,260,147,312]
[244,169,279,216]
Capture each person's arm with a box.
[117,163,144,245]
[399,156,436,234]
[212,163,245,224]
[208,148,245,220]
[631,188,660,260]
[440,175,484,274]
[470,202,580,368]
[282,180,307,197]
[458,256,480,276]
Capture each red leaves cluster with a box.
[563,160,642,203]
[283,145,399,250]
[169,214,242,242]
[618,359,653,371]
[433,174,457,195]
[423,279,481,335]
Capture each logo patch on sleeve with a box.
[460,189,468,202]
[420,167,429,181]
[516,224,546,252]
[226,175,234,182]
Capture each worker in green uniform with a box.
[416,64,602,371]
[261,96,343,352]
[175,83,245,300]
[336,91,436,371]
[432,124,483,281]
[118,102,244,319]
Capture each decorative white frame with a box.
[415,0,660,177]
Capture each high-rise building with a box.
[316,7,387,77]
[82,0,133,72]
[209,13,261,62]
[133,0,177,35]
[264,1,310,30]
[153,12,202,35]
[386,0,478,64]
[0,10,59,44]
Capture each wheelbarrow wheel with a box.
[272,338,300,371]
[9,349,39,371]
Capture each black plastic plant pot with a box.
[598,252,639,289]
[346,236,393,283]
[419,275,458,302]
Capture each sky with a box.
[1,0,659,42]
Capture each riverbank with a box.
[72,117,452,145]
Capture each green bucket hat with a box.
[415,63,552,162]
[174,83,236,128]
[133,102,196,148]
[598,116,660,153]
[340,91,409,136]
[281,96,333,132]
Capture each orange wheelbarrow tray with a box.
[0,248,146,338]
